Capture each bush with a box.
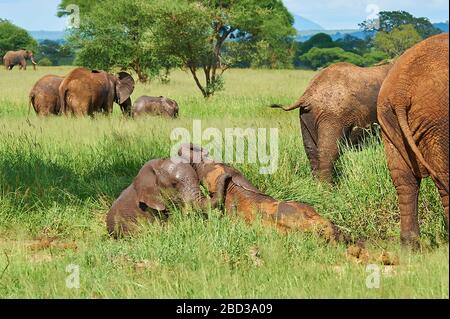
[300,47,365,70]
[362,50,390,66]
[38,57,53,66]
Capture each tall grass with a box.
[0,66,447,298]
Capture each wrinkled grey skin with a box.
[3,50,37,70]
[132,96,179,118]
[29,75,64,116]
[106,157,229,238]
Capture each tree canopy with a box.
[63,0,296,97]
[360,10,441,39]
[0,19,38,57]
[373,24,422,58]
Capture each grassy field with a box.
[0,66,448,298]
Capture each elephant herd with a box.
[7,33,450,248]
[29,67,179,118]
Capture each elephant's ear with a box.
[116,72,135,105]
[133,164,166,212]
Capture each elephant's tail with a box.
[28,93,35,116]
[396,107,449,194]
[59,86,68,115]
[270,96,311,112]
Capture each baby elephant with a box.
[29,75,64,116]
[179,144,343,243]
[106,157,228,238]
[132,96,179,118]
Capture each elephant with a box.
[3,50,37,70]
[132,96,179,118]
[59,67,135,116]
[377,33,449,247]
[106,157,230,238]
[178,143,344,243]
[272,62,393,183]
[29,75,64,116]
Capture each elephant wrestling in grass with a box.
[3,50,37,70]
[178,144,345,244]
[132,96,179,118]
[29,75,64,116]
[378,33,449,247]
[59,67,135,116]
[106,157,230,238]
[272,62,393,183]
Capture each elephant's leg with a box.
[317,123,343,183]
[382,136,421,247]
[300,112,319,174]
[433,175,449,231]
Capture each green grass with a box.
[0,66,448,298]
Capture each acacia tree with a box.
[373,24,422,58]
[66,0,174,82]
[360,11,441,39]
[152,0,296,97]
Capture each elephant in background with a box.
[29,75,64,116]
[272,62,393,183]
[377,33,449,247]
[178,144,344,244]
[106,158,229,238]
[3,50,37,70]
[59,68,135,116]
[132,96,179,118]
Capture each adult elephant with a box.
[272,62,392,183]
[59,67,135,116]
[3,50,37,70]
[378,33,449,247]
[29,75,64,116]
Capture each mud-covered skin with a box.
[29,75,64,116]
[178,144,341,243]
[273,62,393,183]
[132,96,179,118]
[106,158,228,238]
[377,33,449,247]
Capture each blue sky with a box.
[0,0,448,31]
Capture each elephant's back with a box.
[132,96,165,114]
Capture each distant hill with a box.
[29,30,67,43]
[434,22,449,32]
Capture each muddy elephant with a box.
[178,144,344,243]
[132,96,179,118]
[29,75,64,116]
[3,50,37,70]
[273,62,393,182]
[378,33,449,247]
[59,68,135,116]
[106,157,229,238]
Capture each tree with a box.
[36,40,74,66]
[360,10,441,39]
[373,24,422,58]
[335,34,370,55]
[67,0,173,82]
[152,0,296,97]
[57,0,103,18]
[0,19,38,57]
[299,47,365,70]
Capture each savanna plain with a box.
[0,66,448,298]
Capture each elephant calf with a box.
[179,144,343,243]
[132,96,179,118]
[273,62,393,183]
[29,75,64,116]
[378,33,449,247]
[106,157,229,238]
